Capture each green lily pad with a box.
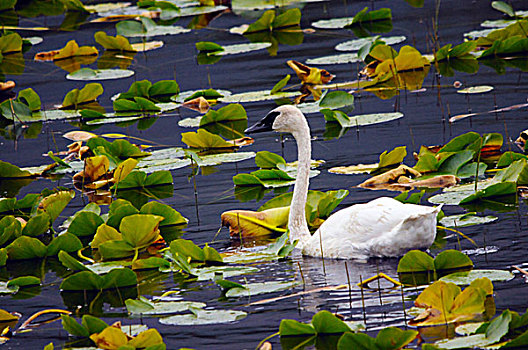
[127,299,206,315]
[311,17,355,29]
[218,90,301,103]
[211,42,272,56]
[0,282,15,294]
[193,266,259,281]
[60,267,138,291]
[457,85,494,94]
[434,333,491,349]
[335,35,406,51]
[439,213,498,227]
[225,280,297,297]
[159,308,247,326]
[116,17,191,37]
[305,53,361,65]
[324,111,404,127]
[173,89,231,103]
[66,68,134,81]
[178,117,201,128]
[439,269,514,285]
[24,36,43,45]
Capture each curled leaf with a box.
[287,60,335,85]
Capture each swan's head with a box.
[245,105,307,135]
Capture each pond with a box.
[1,0,528,349]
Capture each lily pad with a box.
[324,111,403,127]
[305,53,361,65]
[193,266,259,281]
[439,269,514,285]
[225,280,297,297]
[439,213,498,227]
[66,68,134,81]
[311,17,355,29]
[335,35,406,51]
[116,17,191,37]
[457,85,494,94]
[159,308,247,326]
[218,89,300,103]
[207,42,272,56]
[127,300,206,315]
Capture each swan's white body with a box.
[246,105,441,260]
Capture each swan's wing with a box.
[316,197,440,244]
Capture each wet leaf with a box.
[323,110,403,128]
[439,213,498,227]
[456,85,494,94]
[66,67,134,81]
[287,60,335,85]
[0,160,33,178]
[218,89,300,103]
[116,17,191,37]
[182,128,251,150]
[60,267,138,290]
[409,280,488,326]
[439,269,514,285]
[7,275,40,289]
[159,308,247,326]
[38,190,75,222]
[337,327,418,350]
[94,31,135,52]
[62,83,103,109]
[335,36,406,52]
[305,53,361,65]
[119,214,163,248]
[0,33,22,54]
[221,206,289,237]
[89,326,128,349]
[492,1,515,17]
[244,8,301,34]
[5,236,47,260]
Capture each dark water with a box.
[1,0,528,349]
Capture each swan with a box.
[244,105,442,260]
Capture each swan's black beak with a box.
[245,111,279,134]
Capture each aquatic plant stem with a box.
[255,332,279,350]
[475,137,483,192]
[437,225,476,246]
[345,261,353,311]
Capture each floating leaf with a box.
[323,111,403,128]
[287,60,335,85]
[218,89,300,103]
[159,308,247,326]
[60,268,138,290]
[225,280,297,297]
[62,83,103,109]
[126,299,206,315]
[457,85,494,94]
[409,280,488,326]
[221,206,289,237]
[66,67,134,81]
[439,269,514,285]
[337,327,418,350]
[439,213,498,227]
[305,53,361,65]
[94,31,135,51]
[335,36,406,52]
[116,17,191,37]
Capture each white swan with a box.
[245,105,441,260]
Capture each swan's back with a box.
[302,197,441,259]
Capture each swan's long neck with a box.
[288,120,312,246]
